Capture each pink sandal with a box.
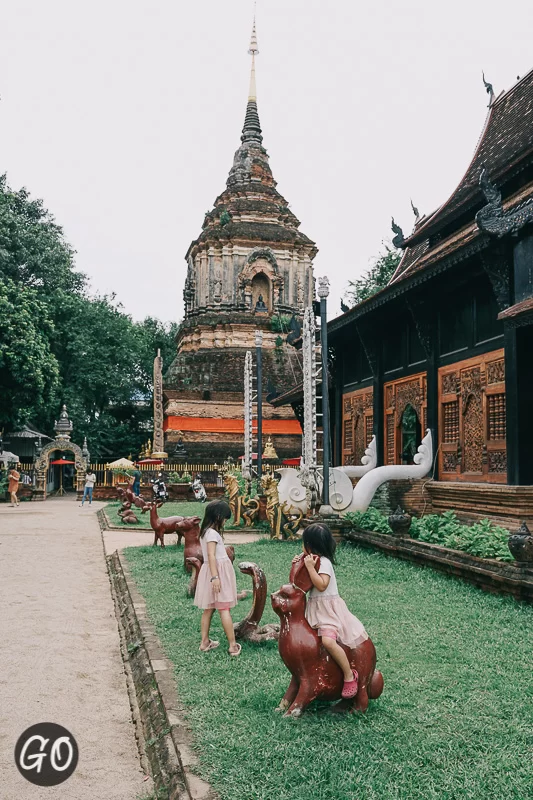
[228,643,242,657]
[341,671,359,699]
[199,640,219,652]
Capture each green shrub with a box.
[346,507,513,562]
[345,507,392,534]
[167,471,192,484]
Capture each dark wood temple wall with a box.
[333,268,512,484]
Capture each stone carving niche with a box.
[239,249,283,313]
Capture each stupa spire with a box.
[248,17,259,101]
[241,14,262,144]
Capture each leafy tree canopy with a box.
[343,243,401,308]
[0,174,178,458]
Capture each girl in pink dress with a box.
[194,500,241,656]
[300,523,368,698]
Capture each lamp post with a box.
[255,330,263,480]
[318,277,334,517]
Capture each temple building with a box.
[164,22,316,460]
[276,68,533,528]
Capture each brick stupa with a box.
[164,21,317,460]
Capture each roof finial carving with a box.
[476,163,533,237]
[483,71,495,107]
[391,217,405,248]
[410,199,420,222]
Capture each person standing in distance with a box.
[8,464,21,507]
[81,469,97,506]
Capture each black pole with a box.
[255,330,263,480]
[318,279,331,512]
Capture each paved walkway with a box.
[0,498,149,800]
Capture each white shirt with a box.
[85,473,96,488]
[309,556,339,598]
[201,528,229,561]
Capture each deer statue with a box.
[271,554,383,717]
[149,501,187,548]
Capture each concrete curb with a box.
[107,551,218,800]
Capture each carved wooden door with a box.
[342,388,374,466]
[438,350,506,483]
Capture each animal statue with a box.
[234,562,279,642]
[149,501,187,548]
[131,493,151,514]
[242,497,260,527]
[223,471,260,527]
[280,503,303,540]
[117,485,135,512]
[261,473,284,539]
[271,554,384,717]
[179,516,205,572]
[223,473,241,524]
[118,508,140,524]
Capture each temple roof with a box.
[406,68,533,247]
[386,68,533,288]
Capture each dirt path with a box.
[0,498,149,800]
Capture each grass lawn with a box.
[124,540,533,800]
[105,500,205,528]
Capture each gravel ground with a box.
[0,498,149,800]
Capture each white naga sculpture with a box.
[277,436,377,514]
[278,431,433,516]
[343,429,433,513]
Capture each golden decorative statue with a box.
[260,473,303,540]
[281,503,304,540]
[223,471,260,527]
[223,472,241,524]
[261,473,284,539]
[242,497,260,527]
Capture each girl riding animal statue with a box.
[271,523,384,717]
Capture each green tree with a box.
[0,173,83,294]
[0,278,60,428]
[0,174,179,457]
[343,244,401,308]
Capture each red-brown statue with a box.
[149,501,189,548]
[271,554,383,717]
[131,493,151,513]
[118,508,140,524]
[234,562,279,643]
[117,485,135,512]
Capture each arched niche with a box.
[251,272,271,312]
[34,439,87,500]
[239,249,284,311]
[398,404,421,465]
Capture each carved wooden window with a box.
[438,350,506,483]
[342,387,373,466]
[383,372,427,465]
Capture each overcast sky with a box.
[2,0,533,321]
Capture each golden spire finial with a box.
[248,8,259,102]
